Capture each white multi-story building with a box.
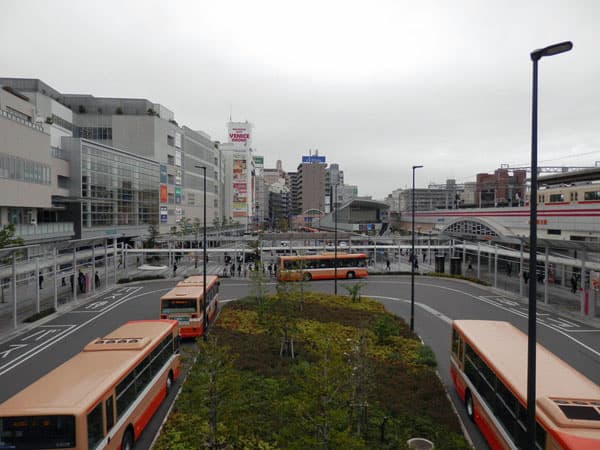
[220,121,255,226]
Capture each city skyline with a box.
[2,1,600,198]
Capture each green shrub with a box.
[373,314,403,343]
[416,345,437,368]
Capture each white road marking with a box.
[0,286,166,376]
[0,344,27,359]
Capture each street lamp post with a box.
[195,165,208,341]
[334,184,338,295]
[527,40,572,449]
[410,165,423,333]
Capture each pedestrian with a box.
[422,252,426,263]
[268,263,272,277]
[414,259,419,271]
[386,259,391,271]
[237,264,242,277]
[571,274,578,294]
[78,270,85,294]
[523,271,529,285]
[38,272,44,289]
[230,264,235,277]
[95,272,100,288]
[70,273,74,290]
[61,276,66,287]
[173,262,177,277]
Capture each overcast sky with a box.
[2,1,600,198]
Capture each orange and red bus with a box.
[160,275,219,338]
[451,320,600,449]
[277,252,368,281]
[0,320,180,450]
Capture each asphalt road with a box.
[0,275,599,450]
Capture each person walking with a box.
[95,272,100,288]
[385,259,391,271]
[38,272,44,289]
[571,274,578,294]
[78,270,85,294]
[173,262,177,277]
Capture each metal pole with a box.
[12,253,17,329]
[202,167,208,341]
[104,239,108,288]
[494,244,498,288]
[519,241,524,297]
[410,166,417,332]
[526,56,539,450]
[334,184,338,295]
[462,240,466,274]
[113,238,117,284]
[581,250,587,315]
[53,247,58,311]
[477,242,481,279]
[35,257,40,313]
[544,247,549,304]
[92,245,96,295]
[73,247,77,302]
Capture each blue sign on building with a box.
[302,155,326,163]
[160,165,167,184]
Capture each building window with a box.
[167,154,175,165]
[167,135,175,146]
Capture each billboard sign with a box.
[302,155,326,164]
[160,165,167,184]
[175,187,181,204]
[232,157,248,217]
[160,185,167,203]
[160,206,168,223]
[228,122,252,149]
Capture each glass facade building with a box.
[77,141,159,230]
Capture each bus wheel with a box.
[121,429,134,450]
[303,273,312,281]
[166,372,173,394]
[465,390,474,421]
[346,272,355,279]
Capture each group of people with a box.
[40,270,100,292]
[223,261,277,278]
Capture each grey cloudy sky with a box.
[2,0,600,198]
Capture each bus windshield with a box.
[161,299,196,314]
[0,415,76,449]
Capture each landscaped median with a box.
[154,289,470,449]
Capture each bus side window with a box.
[451,329,460,357]
[87,402,104,450]
[105,395,115,433]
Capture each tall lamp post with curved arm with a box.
[410,165,423,333]
[526,41,572,449]
[195,165,208,341]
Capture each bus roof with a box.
[161,285,205,300]
[279,252,367,261]
[176,275,219,288]
[0,320,177,417]
[454,320,600,401]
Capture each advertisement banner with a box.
[175,207,182,223]
[160,165,167,184]
[302,155,326,163]
[160,206,168,223]
[160,185,167,203]
[232,157,248,216]
[228,122,252,149]
[175,187,181,204]
[175,168,182,186]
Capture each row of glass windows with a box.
[540,190,600,202]
[0,153,51,185]
[445,220,497,237]
[75,127,113,140]
[51,114,73,131]
[456,332,547,450]
[81,146,159,228]
[87,333,177,449]
[283,257,367,271]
